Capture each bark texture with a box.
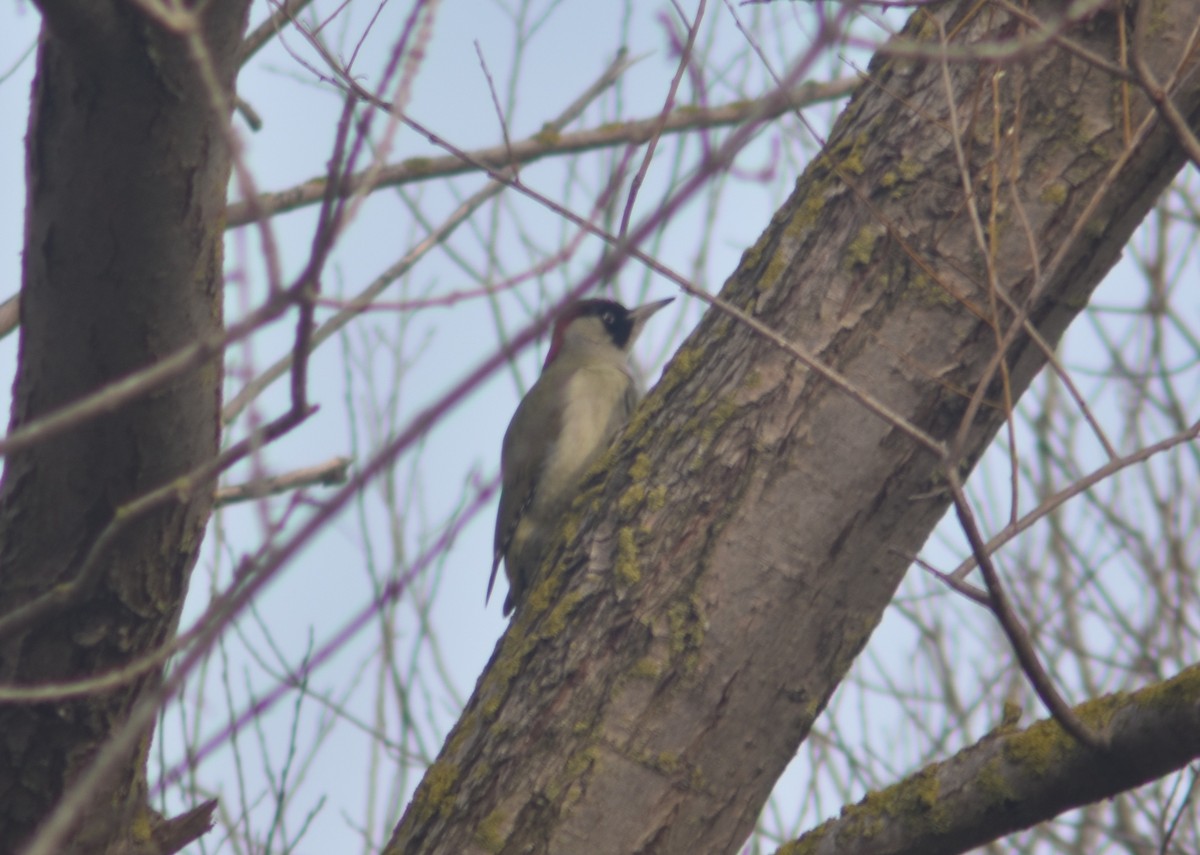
[388,3,1200,853]
[0,1,247,851]
[791,665,1200,855]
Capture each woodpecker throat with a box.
[489,297,673,616]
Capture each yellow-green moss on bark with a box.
[667,598,705,673]
[474,808,508,853]
[614,528,641,587]
[412,759,460,824]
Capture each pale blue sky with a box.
[2,3,1193,853]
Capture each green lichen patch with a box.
[1004,693,1120,775]
[790,186,829,234]
[400,156,435,175]
[654,751,680,774]
[539,589,585,639]
[532,124,561,146]
[882,158,924,199]
[709,398,738,432]
[1132,663,1200,710]
[413,759,460,823]
[630,655,664,679]
[524,566,564,615]
[739,227,773,273]
[777,818,834,855]
[551,744,603,808]
[904,271,956,308]
[614,528,641,588]
[976,755,1016,804]
[666,598,705,673]
[564,745,600,779]
[617,483,646,515]
[821,128,872,178]
[629,453,652,482]
[474,808,508,853]
[829,762,950,842]
[1039,181,1068,205]
[844,224,883,269]
[898,157,923,181]
[656,346,702,401]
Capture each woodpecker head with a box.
[543,297,674,370]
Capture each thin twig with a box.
[946,470,1108,751]
[1128,16,1200,171]
[0,293,17,340]
[474,41,515,172]
[312,37,943,453]
[223,79,857,226]
[0,405,316,644]
[946,419,1200,584]
[215,457,352,506]
[617,0,706,241]
[222,48,642,423]
[238,0,315,66]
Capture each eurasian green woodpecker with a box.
[488,297,673,615]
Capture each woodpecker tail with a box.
[486,552,502,606]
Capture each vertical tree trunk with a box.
[0,2,247,850]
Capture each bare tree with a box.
[2,1,1200,854]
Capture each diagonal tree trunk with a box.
[388,2,1200,853]
[0,2,248,851]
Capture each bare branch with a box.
[794,665,1200,855]
[224,79,857,227]
[215,456,352,506]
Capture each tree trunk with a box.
[388,2,1200,853]
[0,2,247,851]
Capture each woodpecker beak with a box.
[627,297,674,341]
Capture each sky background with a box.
[1,2,1195,853]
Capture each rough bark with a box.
[0,1,248,851]
[388,3,1200,854]
[788,665,1200,855]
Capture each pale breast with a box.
[536,365,632,509]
